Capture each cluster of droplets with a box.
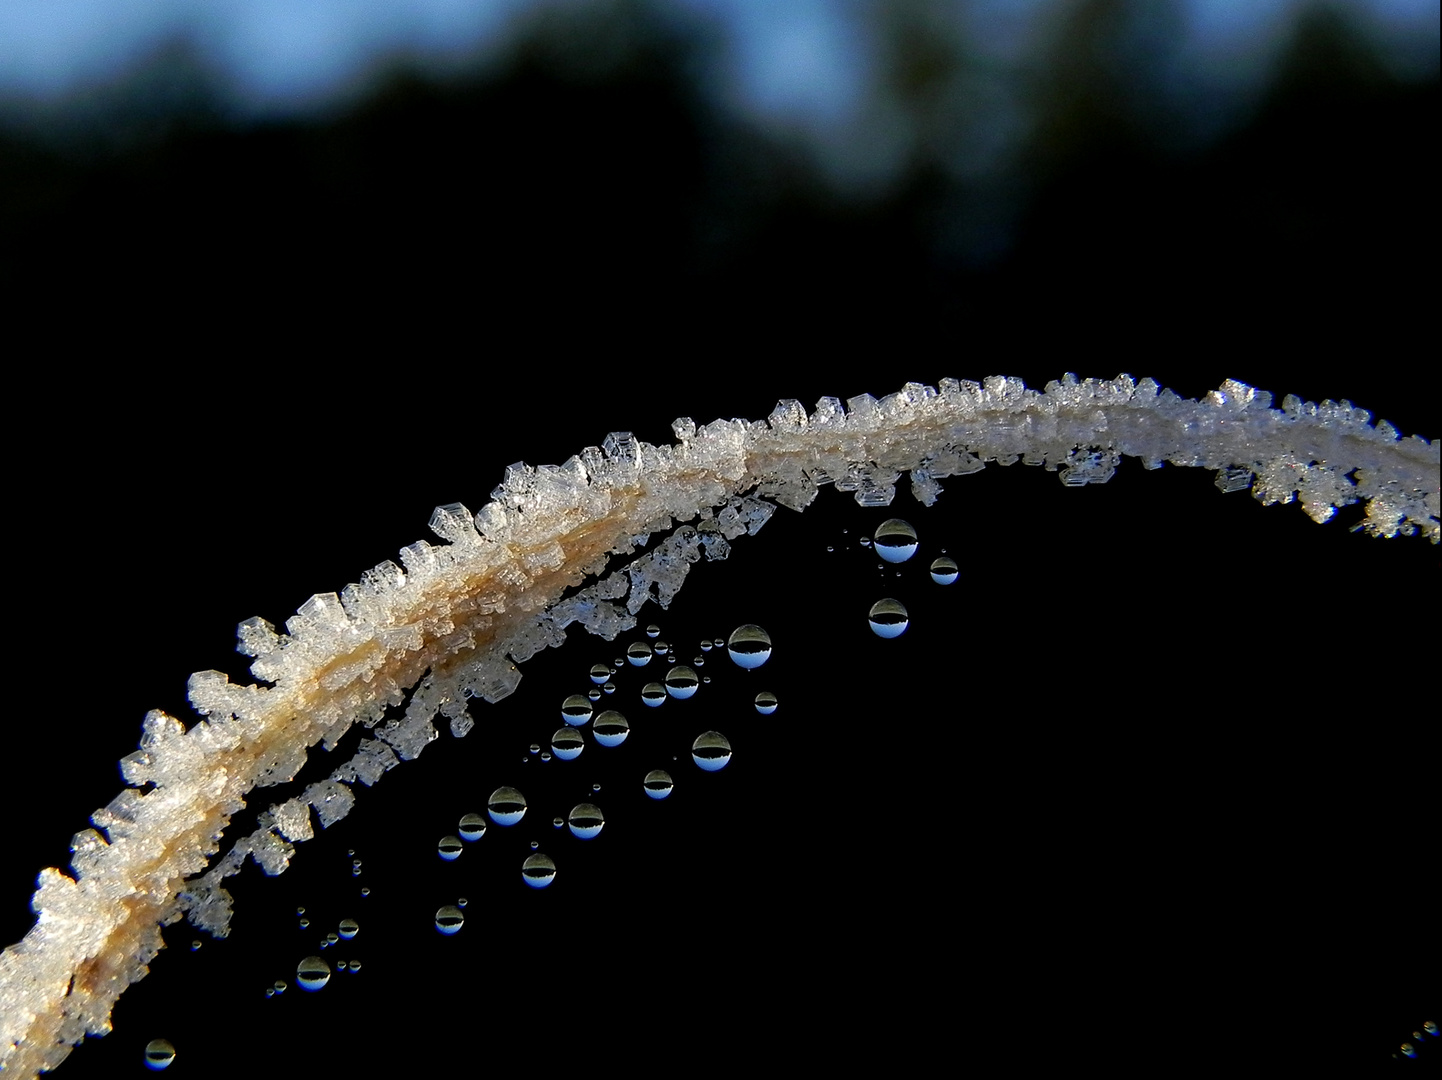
[1395,1019,1439,1061]
[840,518,958,640]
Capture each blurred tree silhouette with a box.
[0,0,1434,385]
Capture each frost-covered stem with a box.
[1,375,1435,1077]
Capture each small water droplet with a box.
[144,1039,176,1071]
[641,682,667,707]
[347,959,362,973]
[754,691,778,715]
[438,835,463,861]
[602,681,617,695]
[868,598,910,638]
[587,688,602,701]
[459,812,488,841]
[568,803,606,839]
[593,710,630,747]
[646,624,661,638]
[692,731,733,772]
[488,786,528,826]
[665,665,700,699]
[653,640,670,656]
[589,663,611,685]
[297,955,331,991]
[726,624,772,669]
[643,769,674,799]
[338,918,359,940]
[522,853,557,888]
[929,556,959,585]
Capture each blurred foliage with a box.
[0,0,1434,361]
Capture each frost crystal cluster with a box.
[1,375,1435,1076]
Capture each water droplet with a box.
[273,981,287,994]
[665,665,700,699]
[592,782,601,792]
[699,639,713,652]
[868,598,910,638]
[859,536,871,547]
[522,853,557,888]
[1424,1021,1438,1037]
[456,898,467,908]
[298,918,309,928]
[324,932,339,946]
[602,681,617,695]
[626,641,653,666]
[587,688,602,701]
[653,640,669,656]
[645,624,661,638]
[296,955,331,991]
[929,557,959,585]
[568,803,606,839]
[529,743,541,755]
[347,960,362,973]
[335,959,346,972]
[265,988,274,998]
[488,786,528,826]
[296,906,306,915]
[144,1038,176,1071]
[540,750,551,761]
[726,624,772,669]
[692,731,733,772]
[438,835,463,861]
[337,918,359,940]
[551,727,584,760]
[613,657,624,668]
[189,940,201,951]
[589,663,611,685]
[458,812,488,841]
[435,905,465,935]
[593,710,630,747]
[360,887,370,897]
[552,817,563,829]
[754,691,778,714]
[641,682,667,707]
[874,519,918,563]
[702,675,711,684]
[643,769,674,799]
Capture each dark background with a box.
[2,0,1435,1072]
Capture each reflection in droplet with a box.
[589,663,611,685]
[435,906,465,935]
[868,598,910,638]
[458,813,488,841]
[347,960,362,973]
[551,727,584,760]
[874,519,918,563]
[726,624,772,669]
[437,835,463,861]
[754,691,779,715]
[654,641,669,656]
[297,955,331,991]
[646,624,660,638]
[929,556,959,584]
[665,665,700,699]
[1424,1021,1438,1037]
[593,710,631,747]
[522,853,557,888]
[641,682,667,707]
[338,918,359,940]
[568,803,605,839]
[488,786,528,826]
[626,641,653,666]
[643,769,674,799]
[144,1038,176,1071]
[692,731,733,772]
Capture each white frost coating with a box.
[0,374,1435,1076]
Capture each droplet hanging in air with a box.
[568,803,605,839]
[338,918,359,940]
[593,711,631,747]
[551,727,584,760]
[873,519,918,563]
[643,769,674,799]
[641,682,666,707]
[692,731,733,772]
[754,691,778,715]
[665,665,700,699]
[626,641,653,666]
[589,664,611,685]
[522,853,557,888]
[458,812,488,841]
[929,557,959,585]
[726,624,772,669]
[435,905,465,935]
[868,598,909,638]
[143,1039,176,1071]
[437,835,463,861]
[296,955,331,991]
[488,786,528,826]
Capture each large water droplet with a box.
[522,853,557,888]
[665,665,700,699]
[643,769,674,799]
[144,1039,176,1071]
[588,663,611,685]
[338,918,359,940]
[435,905,465,935]
[561,694,593,726]
[726,624,772,669]
[551,727,584,760]
[641,682,666,707]
[692,731,733,772]
[754,691,778,715]
[296,955,331,991]
[488,786,528,826]
[568,803,605,839]
[874,519,918,563]
[868,598,910,638]
[593,710,631,747]
[458,812,488,841]
[437,835,463,861]
[626,641,653,666]
[929,556,959,585]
